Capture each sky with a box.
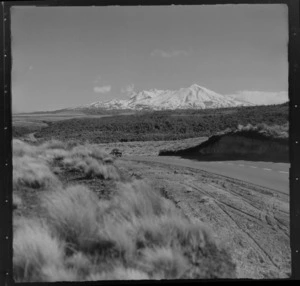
[11,4,288,113]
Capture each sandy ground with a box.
[115,157,291,279]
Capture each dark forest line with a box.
[15,103,288,143]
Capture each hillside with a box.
[159,123,289,162]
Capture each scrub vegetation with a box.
[30,103,287,143]
[13,139,236,282]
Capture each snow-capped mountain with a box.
[76,84,253,111]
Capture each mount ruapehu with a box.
[71,84,254,111]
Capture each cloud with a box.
[228,90,288,105]
[93,85,111,94]
[121,84,135,95]
[151,49,189,58]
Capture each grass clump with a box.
[59,145,120,180]
[42,185,103,253]
[113,180,169,218]
[13,193,22,210]
[13,139,39,158]
[236,123,288,139]
[13,218,68,282]
[13,156,61,190]
[39,139,68,150]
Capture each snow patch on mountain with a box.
[76,84,253,110]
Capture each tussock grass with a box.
[40,139,68,150]
[42,185,103,253]
[13,139,236,281]
[62,156,120,180]
[13,156,61,190]
[113,180,168,218]
[140,247,188,279]
[236,123,288,139]
[13,193,22,210]
[13,218,66,282]
[38,180,235,280]
[61,156,116,179]
[13,139,39,158]
[87,267,150,280]
[13,139,119,181]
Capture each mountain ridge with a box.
[74,84,254,111]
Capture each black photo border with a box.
[1,0,299,284]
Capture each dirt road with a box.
[116,157,290,279]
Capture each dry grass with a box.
[13,156,61,190]
[13,193,22,210]
[113,180,169,217]
[39,139,68,150]
[42,185,103,253]
[38,179,235,280]
[12,139,119,181]
[13,218,67,282]
[233,123,288,139]
[13,139,236,281]
[61,155,120,180]
[87,267,150,280]
[13,139,39,158]
[139,247,189,279]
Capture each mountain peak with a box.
[75,84,253,111]
[190,83,205,89]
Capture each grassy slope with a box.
[13,139,236,282]
[159,123,289,162]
